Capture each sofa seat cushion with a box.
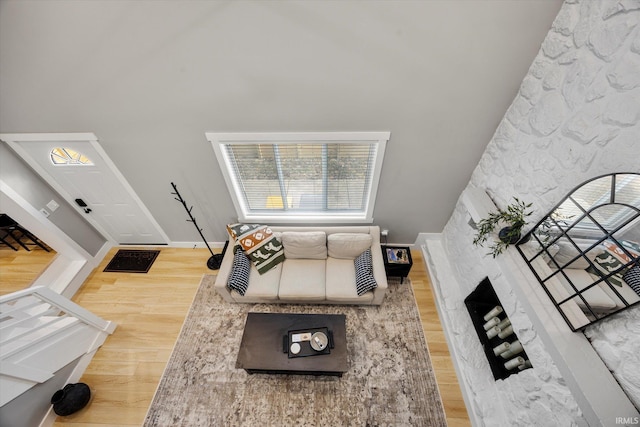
[599,266,640,306]
[560,269,616,310]
[326,258,374,303]
[278,259,325,301]
[231,263,282,303]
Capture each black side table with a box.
[381,245,413,284]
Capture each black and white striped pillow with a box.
[354,248,377,296]
[228,246,251,296]
[623,264,640,297]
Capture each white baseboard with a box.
[38,350,100,427]
[421,238,482,427]
[169,241,228,249]
[414,232,442,248]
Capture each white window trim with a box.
[206,131,389,224]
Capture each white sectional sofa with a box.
[214,225,388,305]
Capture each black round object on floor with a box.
[51,383,91,416]
[207,254,223,270]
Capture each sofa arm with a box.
[213,240,237,303]
[370,241,388,305]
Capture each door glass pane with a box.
[50,148,93,165]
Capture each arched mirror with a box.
[517,173,640,331]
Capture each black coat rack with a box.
[171,182,226,270]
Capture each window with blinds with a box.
[555,174,640,236]
[207,132,389,223]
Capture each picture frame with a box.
[386,248,410,264]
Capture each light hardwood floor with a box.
[0,246,57,296]
[1,246,470,426]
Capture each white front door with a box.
[1,133,168,245]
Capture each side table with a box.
[381,245,413,284]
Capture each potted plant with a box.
[473,197,533,258]
[533,210,574,245]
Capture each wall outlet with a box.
[381,229,389,237]
[40,208,50,217]
[46,199,60,212]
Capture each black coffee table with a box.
[236,312,348,376]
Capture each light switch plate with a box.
[40,208,50,217]
[46,200,60,212]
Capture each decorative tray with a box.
[283,327,334,358]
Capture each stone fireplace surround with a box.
[420,187,639,426]
[464,277,533,382]
[411,1,640,425]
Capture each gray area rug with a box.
[144,275,446,426]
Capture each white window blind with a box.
[557,173,640,234]
[207,132,389,223]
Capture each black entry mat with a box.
[104,249,160,273]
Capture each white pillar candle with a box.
[483,306,503,321]
[498,325,514,339]
[517,360,533,370]
[483,317,500,331]
[493,342,510,356]
[500,340,524,359]
[504,356,525,370]
[497,317,511,330]
[486,326,501,339]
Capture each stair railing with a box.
[0,286,116,406]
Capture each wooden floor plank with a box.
[0,246,57,295]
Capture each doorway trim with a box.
[1,132,170,245]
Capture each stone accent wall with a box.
[439,0,640,423]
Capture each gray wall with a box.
[0,359,80,427]
[0,143,107,256]
[0,0,562,244]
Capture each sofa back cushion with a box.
[282,231,327,259]
[328,233,373,259]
